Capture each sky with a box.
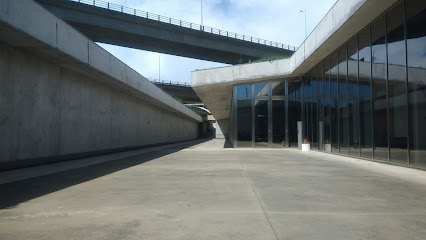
[96,0,338,85]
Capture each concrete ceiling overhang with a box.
[192,0,399,121]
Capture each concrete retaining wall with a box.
[0,45,199,170]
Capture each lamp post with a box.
[201,0,204,30]
[300,10,307,39]
[158,53,161,81]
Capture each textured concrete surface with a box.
[0,45,199,166]
[1,139,425,240]
[0,0,201,168]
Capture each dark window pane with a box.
[255,100,268,147]
[406,0,426,167]
[323,58,330,97]
[237,99,252,147]
[387,3,408,163]
[359,28,373,158]
[289,98,302,147]
[371,16,388,161]
[318,64,324,150]
[322,59,331,151]
[311,70,319,148]
[330,53,339,152]
[311,98,318,148]
[338,46,349,155]
[272,100,285,147]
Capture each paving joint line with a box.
[237,155,280,240]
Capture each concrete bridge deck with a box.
[1,139,425,240]
[35,0,295,64]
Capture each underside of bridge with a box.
[36,0,295,64]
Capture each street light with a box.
[300,10,307,39]
[201,0,204,30]
[158,53,161,81]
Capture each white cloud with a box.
[94,0,337,84]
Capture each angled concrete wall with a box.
[0,0,201,170]
[0,45,199,170]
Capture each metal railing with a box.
[149,79,191,87]
[68,0,296,51]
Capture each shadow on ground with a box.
[224,139,233,148]
[0,139,210,210]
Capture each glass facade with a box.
[230,0,425,167]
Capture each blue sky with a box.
[96,0,338,84]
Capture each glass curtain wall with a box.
[371,16,388,161]
[358,28,373,159]
[406,0,426,167]
[254,84,269,147]
[233,80,301,148]
[387,2,408,163]
[323,59,331,151]
[236,85,252,147]
[231,0,425,167]
[272,81,286,147]
[288,80,302,147]
[330,54,339,152]
[317,65,324,150]
[348,38,360,157]
[338,46,349,155]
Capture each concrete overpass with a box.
[35,0,295,64]
[149,80,201,103]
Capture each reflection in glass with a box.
[272,82,285,96]
[310,71,319,149]
[305,71,318,148]
[317,65,324,150]
[371,17,388,161]
[237,85,252,99]
[323,59,331,151]
[338,46,349,155]
[348,38,360,157]
[387,3,408,163]
[254,84,268,97]
[358,28,373,159]
[330,53,339,152]
[230,0,425,167]
[406,0,426,167]
[288,81,302,98]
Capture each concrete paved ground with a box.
[0,139,425,240]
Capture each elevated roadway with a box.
[149,80,201,103]
[36,0,295,64]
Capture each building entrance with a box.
[232,81,301,148]
[255,100,268,147]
